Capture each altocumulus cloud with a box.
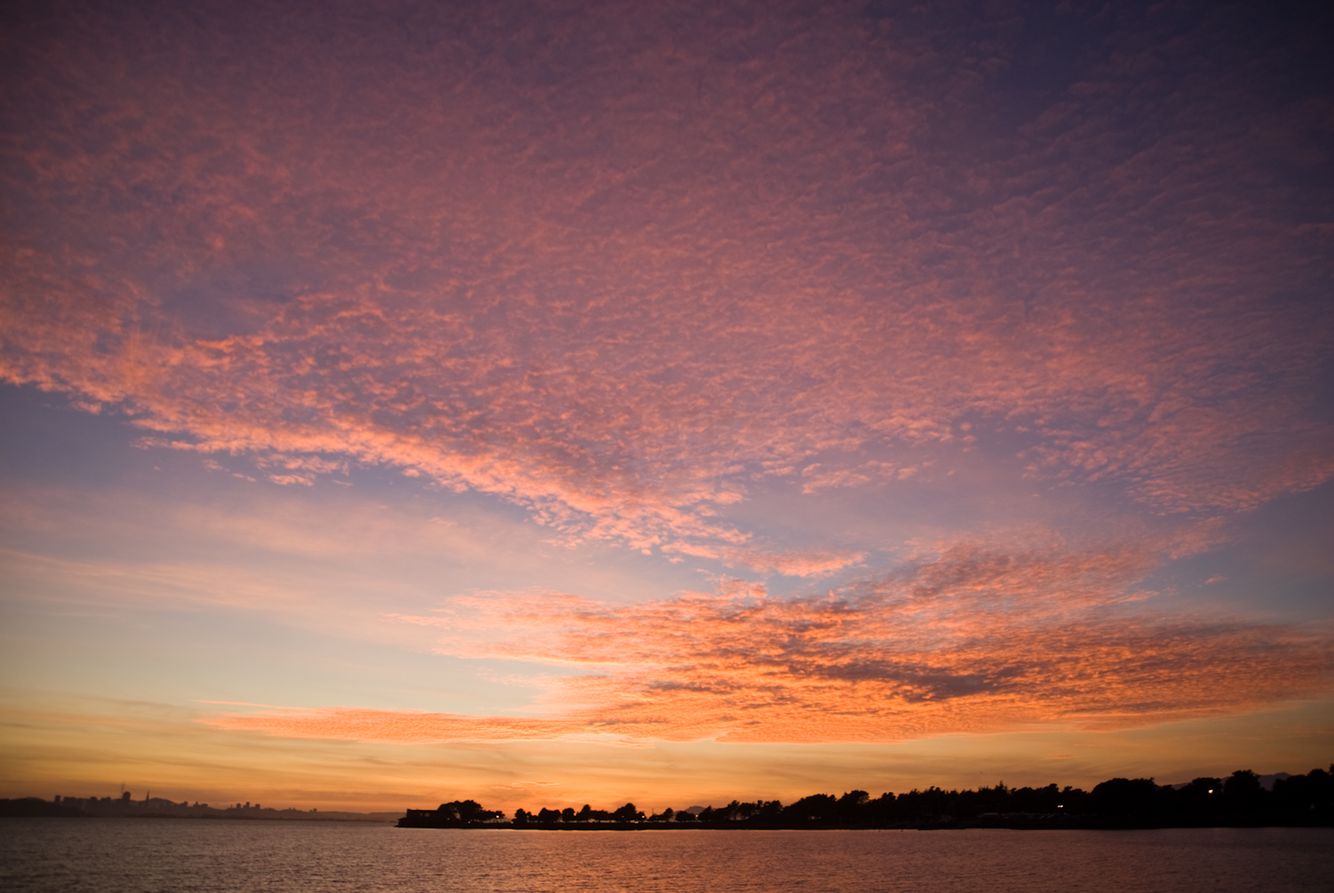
[3,0,1333,574]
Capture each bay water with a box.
[3,818,1331,891]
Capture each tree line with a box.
[398,764,1333,829]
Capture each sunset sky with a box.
[2,0,1332,813]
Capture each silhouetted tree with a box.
[1090,778,1160,822]
[784,793,837,823]
[612,802,644,822]
[836,790,869,823]
[1170,777,1222,824]
[431,799,502,825]
[1271,767,1333,824]
[399,763,1334,831]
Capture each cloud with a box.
[2,0,1331,569]
[800,460,919,494]
[660,541,864,577]
[204,708,576,743]
[210,537,1333,744]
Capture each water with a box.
[2,819,1331,892]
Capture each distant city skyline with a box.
[2,0,1331,812]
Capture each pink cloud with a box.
[660,541,864,577]
[2,0,1330,569]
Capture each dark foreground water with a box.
[2,819,1332,892]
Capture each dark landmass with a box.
[399,765,1334,831]
[0,792,397,823]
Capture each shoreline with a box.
[396,820,1334,832]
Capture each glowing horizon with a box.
[2,1,1331,813]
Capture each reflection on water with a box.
[2,819,1332,892]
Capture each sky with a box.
[1,0,1332,813]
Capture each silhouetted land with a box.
[0,792,397,822]
[398,765,1334,830]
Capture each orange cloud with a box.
[210,540,1332,744]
